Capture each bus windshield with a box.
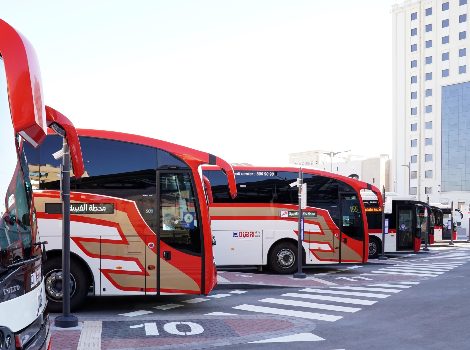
[0,58,34,273]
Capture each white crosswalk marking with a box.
[392,266,450,272]
[330,286,403,293]
[249,332,324,343]
[153,304,182,311]
[371,270,437,277]
[233,304,343,322]
[260,298,361,313]
[282,292,377,306]
[380,268,443,275]
[182,298,209,304]
[119,310,153,317]
[395,281,420,285]
[368,284,412,288]
[299,288,390,299]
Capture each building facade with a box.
[392,0,470,220]
[289,151,391,191]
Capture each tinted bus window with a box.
[157,149,188,169]
[37,134,62,190]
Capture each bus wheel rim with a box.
[44,269,77,301]
[369,242,377,256]
[277,248,295,268]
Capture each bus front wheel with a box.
[368,237,382,259]
[269,241,298,274]
[44,256,88,312]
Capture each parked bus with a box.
[24,129,237,311]
[428,206,443,244]
[0,19,82,350]
[202,166,382,274]
[431,203,460,241]
[364,194,431,258]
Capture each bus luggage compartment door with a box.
[211,228,263,266]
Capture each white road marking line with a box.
[395,281,420,285]
[217,275,231,283]
[368,284,412,288]
[153,304,183,311]
[144,322,159,336]
[282,292,377,306]
[304,277,338,286]
[129,324,143,329]
[249,332,324,343]
[182,298,210,304]
[393,265,452,271]
[205,312,238,316]
[260,298,361,313]
[77,321,102,350]
[233,304,342,322]
[330,286,403,293]
[119,310,153,317]
[381,268,443,275]
[371,270,437,277]
[229,290,247,294]
[299,288,390,299]
[208,294,232,299]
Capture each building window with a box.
[461,0,467,5]
[425,187,433,194]
[442,69,450,77]
[460,48,467,57]
[425,105,432,113]
[411,123,418,131]
[411,28,417,36]
[411,107,418,115]
[425,170,433,178]
[425,121,432,129]
[411,155,418,163]
[460,65,467,74]
[425,7,432,16]
[426,72,432,80]
[442,19,450,28]
[425,89,433,97]
[442,52,450,61]
[425,40,432,48]
[410,171,418,180]
[425,137,433,145]
[411,139,418,147]
[411,59,417,68]
[426,23,432,32]
[411,44,418,52]
[460,31,467,40]
[425,56,432,64]
[460,14,467,23]
[425,154,433,162]
[411,12,418,20]
[442,35,449,44]
[411,91,418,99]
[442,2,449,11]
[411,75,418,84]
[410,187,417,195]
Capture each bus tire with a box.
[368,237,381,259]
[43,256,88,312]
[268,241,298,274]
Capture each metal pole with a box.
[293,168,306,279]
[449,201,454,246]
[55,138,78,328]
[423,204,429,252]
[378,186,388,260]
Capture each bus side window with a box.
[159,172,201,255]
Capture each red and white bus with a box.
[364,194,431,258]
[24,129,237,311]
[0,19,82,350]
[202,166,382,273]
[430,203,460,241]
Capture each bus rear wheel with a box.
[44,256,88,312]
[269,242,298,274]
[368,237,381,259]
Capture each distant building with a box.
[392,0,470,236]
[288,150,391,191]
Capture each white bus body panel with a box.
[369,232,397,253]
[38,218,146,296]
[0,281,47,332]
[212,219,330,266]
[434,228,443,241]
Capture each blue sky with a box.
[1,0,394,165]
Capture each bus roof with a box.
[77,129,237,198]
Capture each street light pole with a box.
[401,163,411,195]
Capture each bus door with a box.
[156,170,203,295]
[338,193,365,263]
[396,205,414,251]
